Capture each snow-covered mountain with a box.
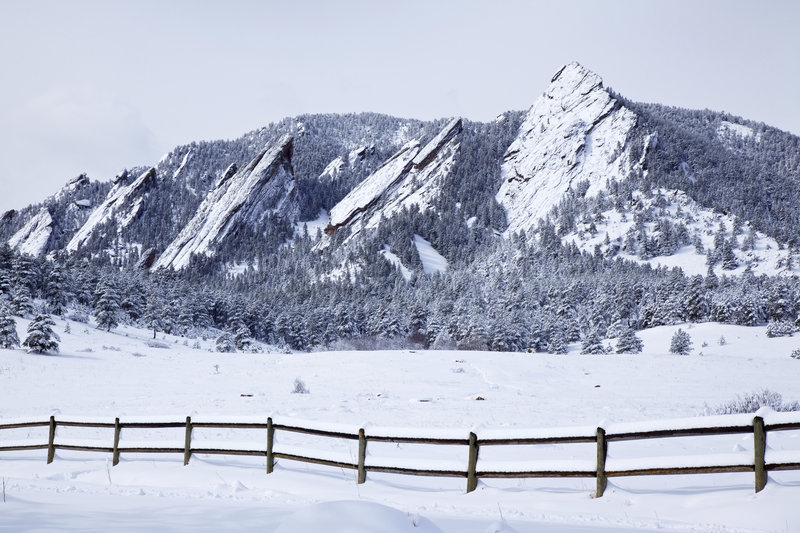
[497,62,642,235]
[2,62,799,293]
[154,135,298,270]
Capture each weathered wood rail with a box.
[1,412,799,496]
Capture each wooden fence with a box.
[1,413,799,496]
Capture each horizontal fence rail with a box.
[1,412,799,496]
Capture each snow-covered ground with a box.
[1,317,799,532]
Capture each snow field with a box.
[1,317,799,531]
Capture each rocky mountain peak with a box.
[496,62,639,235]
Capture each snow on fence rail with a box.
[1,412,800,496]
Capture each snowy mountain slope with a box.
[66,167,156,252]
[153,135,298,270]
[7,207,53,257]
[563,188,799,277]
[326,118,462,238]
[497,62,641,235]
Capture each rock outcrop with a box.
[8,208,53,257]
[66,167,157,252]
[326,118,462,238]
[153,134,297,270]
[496,62,639,234]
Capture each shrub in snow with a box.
[669,328,693,355]
[66,306,90,324]
[791,348,800,360]
[718,335,727,346]
[0,303,20,349]
[715,389,800,414]
[215,332,235,353]
[580,331,606,355]
[766,320,795,338]
[615,326,643,354]
[22,314,60,354]
[292,377,309,394]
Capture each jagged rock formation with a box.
[326,118,462,238]
[153,134,297,270]
[66,167,157,252]
[7,208,53,257]
[497,62,640,234]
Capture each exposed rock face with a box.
[66,167,156,252]
[153,134,297,270]
[326,118,462,238]
[496,62,639,234]
[8,208,53,257]
[135,247,158,270]
[66,173,90,190]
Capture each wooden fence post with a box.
[47,416,56,464]
[596,427,607,498]
[183,416,192,466]
[357,428,367,484]
[754,416,767,493]
[112,417,121,466]
[467,432,479,493]
[266,417,275,474]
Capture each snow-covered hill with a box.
[564,188,800,276]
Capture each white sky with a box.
[1,0,798,214]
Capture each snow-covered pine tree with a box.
[580,330,606,354]
[94,282,121,332]
[143,296,164,339]
[721,239,738,270]
[10,285,34,317]
[547,331,568,354]
[669,328,693,355]
[234,325,254,352]
[45,265,69,316]
[0,302,20,348]
[215,332,235,353]
[23,313,60,354]
[615,326,643,353]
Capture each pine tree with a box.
[0,303,20,349]
[580,331,606,354]
[547,331,568,354]
[615,326,643,353]
[215,332,236,353]
[234,325,254,352]
[45,265,69,315]
[143,296,164,339]
[721,239,738,270]
[94,284,121,332]
[10,285,34,317]
[23,314,60,354]
[669,328,693,355]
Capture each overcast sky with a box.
[1,0,798,214]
